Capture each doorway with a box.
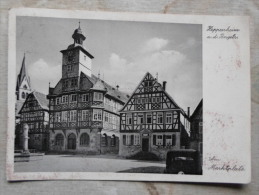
[142,138,149,152]
[67,133,76,150]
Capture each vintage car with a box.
[164,149,202,175]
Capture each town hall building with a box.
[47,24,128,154]
[119,72,190,160]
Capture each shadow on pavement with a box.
[117,166,165,174]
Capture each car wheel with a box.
[178,171,184,175]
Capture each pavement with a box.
[14,154,166,173]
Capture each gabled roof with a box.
[190,99,203,120]
[19,91,49,114]
[120,72,187,116]
[48,72,129,103]
[16,55,31,91]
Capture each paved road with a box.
[14,154,166,173]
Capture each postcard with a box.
[7,8,250,183]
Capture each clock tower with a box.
[60,23,94,90]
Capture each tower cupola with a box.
[72,22,86,45]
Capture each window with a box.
[56,97,61,105]
[157,135,163,145]
[80,133,89,146]
[22,92,25,99]
[69,110,77,121]
[134,134,140,145]
[166,113,172,124]
[81,110,89,121]
[156,97,160,103]
[62,95,68,104]
[55,112,61,122]
[126,135,132,145]
[61,111,68,122]
[23,85,27,89]
[67,65,72,71]
[144,81,153,87]
[93,109,102,121]
[71,79,77,87]
[137,99,141,104]
[111,135,116,147]
[63,80,69,88]
[166,135,172,146]
[126,114,132,125]
[104,112,109,122]
[82,94,89,102]
[157,113,163,124]
[70,94,77,102]
[137,114,144,124]
[146,113,152,124]
[102,134,108,146]
[55,134,64,146]
[94,92,103,101]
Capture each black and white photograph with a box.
[14,15,202,175]
[7,9,250,183]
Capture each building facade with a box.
[47,24,128,154]
[119,72,190,160]
[190,99,203,156]
[18,91,49,151]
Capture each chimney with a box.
[162,81,167,90]
[187,107,190,117]
[116,85,119,90]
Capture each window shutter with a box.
[123,135,126,145]
[131,135,134,145]
[153,135,156,145]
[163,135,166,146]
[172,134,176,146]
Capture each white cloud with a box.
[179,37,198,50]
[141,38,169,53]
[28,58,61,94]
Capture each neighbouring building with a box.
[119,72,191,160]
[47,24,128,154]
[18,91,49,151]
[189,99,203,156]
[15,54,32,149]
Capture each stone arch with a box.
[67,133,76,150]
[80,133,90,146]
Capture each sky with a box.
[16,16,202,114]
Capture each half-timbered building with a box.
[47,24,128,154]
[119,72,190,160]
[19,91,49,151]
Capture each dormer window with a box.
[71,79,77,87]
[67,65,72,71]
[23,85,27,89]
[93,92,103,101]
[22,92,25,99]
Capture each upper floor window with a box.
[126,114,132,125]
[144,80,153,87]
[70,94,77,102]
[61,111,67,122]
[146,113,152,124]
[62,95,68,104]
[71,79,77,87]
[157,113,163,124]
[56,97,61,105]
[93,109,102,121]
[137,114,144,124]
[22,92,25,99]
[94,92,103,101]
[81,110,89,121]
[82,94,89,102]
[67,65,72,71]
[166,113,172,124]
[69,110,77,122]
[55,112,61,122]
[63,80,69,88]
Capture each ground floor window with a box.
[111,135,116,147]
[55,133,64,146]
[122,134,138,146]
[153,134,176,146]
[80,133,89,146]
[102,134,108,146]
[134,134,140,145]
